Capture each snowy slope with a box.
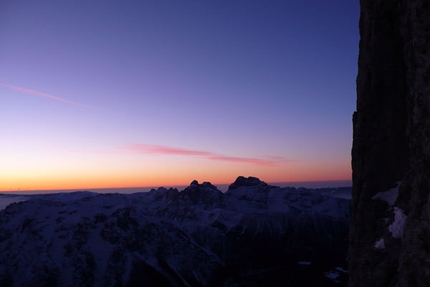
[0,194,29,210]
[0,177,350,287]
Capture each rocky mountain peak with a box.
[178,180,223,207]
[228,176,268,190]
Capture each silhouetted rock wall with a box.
[350,0,430,286]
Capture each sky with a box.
[0,0,359,191]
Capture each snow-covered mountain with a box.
[0,177,350,287]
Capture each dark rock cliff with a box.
[350,0,430,286]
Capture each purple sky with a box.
[0,0,359,190]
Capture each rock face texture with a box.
[350,0,430,286]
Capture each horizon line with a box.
[1,179,352,193]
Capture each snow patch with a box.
[374,237,385,249]
[389,207,407,239]
[324,271,340,283]
[335,267,348,273]
[0,196,29,210]
[324,267,347,283]
[298,261,311,265]
[371,182,401,206]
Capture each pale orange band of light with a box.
[1,162,351,192]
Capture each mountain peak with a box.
[228,176,267,190]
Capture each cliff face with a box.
[350,0,430,286]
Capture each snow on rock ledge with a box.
[389,207,407,239]
[374,237,385,249]
[371,181,402,206]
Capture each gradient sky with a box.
[1,0,359,191]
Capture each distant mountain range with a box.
[0,176,350,286]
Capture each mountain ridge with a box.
[0,176,350,286]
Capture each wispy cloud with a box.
[208,156,276,166]
[128,144,213,157]
[0,83,93,109]
[124,144,291,166]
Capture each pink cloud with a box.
[0,83,93,108]
[125,144,213,157]
[208,156,276,166]
[123,144,291,166]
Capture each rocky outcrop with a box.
[228,175,268,190]
[350,0,430,286]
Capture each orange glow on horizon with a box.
[1,150,351,192]
[1,167,351,192]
